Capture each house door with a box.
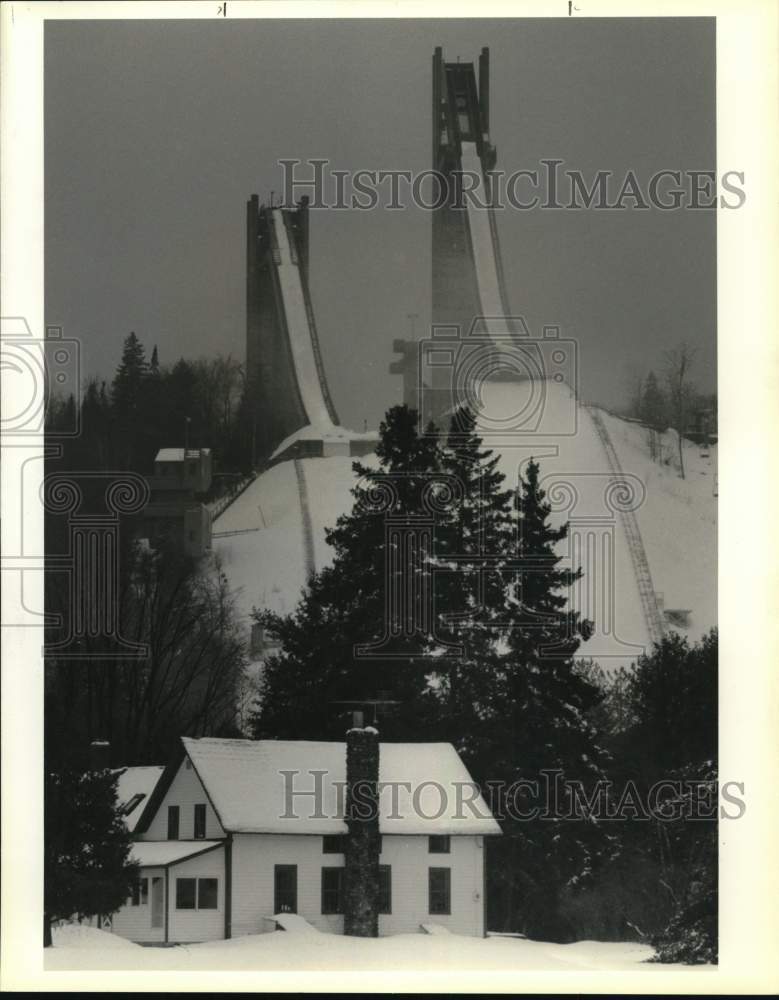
[274,865,297,914]
[151,876,164,929]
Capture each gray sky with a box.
[45,17,716,431]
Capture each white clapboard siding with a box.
[167,847,226,943]
[230,833,484,938]
[111,866,166,944]
[139,757,224,842]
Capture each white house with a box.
[109,735,500,944]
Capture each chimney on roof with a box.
[343,722,380,937]
[89,739,111,771]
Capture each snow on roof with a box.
[114,766,164,832]
[182,737,500,836]
[155,448,210,463]
[130,840,222,868]
[270,423,378,460]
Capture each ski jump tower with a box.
[246,195,344,463]
[391,46,515,425]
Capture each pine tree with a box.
[252,410,609,939]
[111,332,149,468]
[251,405,442,740]
[449,458,606,940]
[111,332,149,417]
[44,765,138,946]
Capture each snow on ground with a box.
[47,922,678,972]
[475,380,652,666]
[600,409,717,640]
[214,379,716,674]
[51,924,139,950]
[213,454,377,626]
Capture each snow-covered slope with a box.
[213,379,716,671]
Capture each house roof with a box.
[131,840,222,868]
[173,737,500,836]
[155,448,211,463]
[114,765,164,832]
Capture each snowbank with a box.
[52,923,140,950]
[46,925,673,972]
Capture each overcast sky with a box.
[45,17,716,431]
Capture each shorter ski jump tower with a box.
[246,196,343,463]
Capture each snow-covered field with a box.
[214,379,716,673]
[46,921,678,973]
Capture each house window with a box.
[429,835,451,854]
[198,878,218,909]
[130,878,148,907]
[194,803,206,839]
[321,867,344,914]
[322,835,346,854]
[274,864,297,914]
[429,867,451,915]
[378,865,392,915]
[176,878,196,910]
[320,866,390,915]
[167,805,180,840]
[176,878,217,910]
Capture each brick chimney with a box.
[343,716,380,937]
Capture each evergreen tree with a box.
[449,458,605,940]
[44,766,138,946]
[111,332,150,468]
[566,631,718,951]
[252,408,607,940]
[252,405,441,740]
[111,331,148,418]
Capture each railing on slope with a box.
[587,406,665,647]
[211,527,262,540]
[293,458,317,582]
[281,210,340,426]
[208,473,258,522]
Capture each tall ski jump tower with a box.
[391,46,515,426]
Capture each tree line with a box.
[47,331,256,478]
[623,343,717,477]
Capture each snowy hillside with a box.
[213,379,716,673]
